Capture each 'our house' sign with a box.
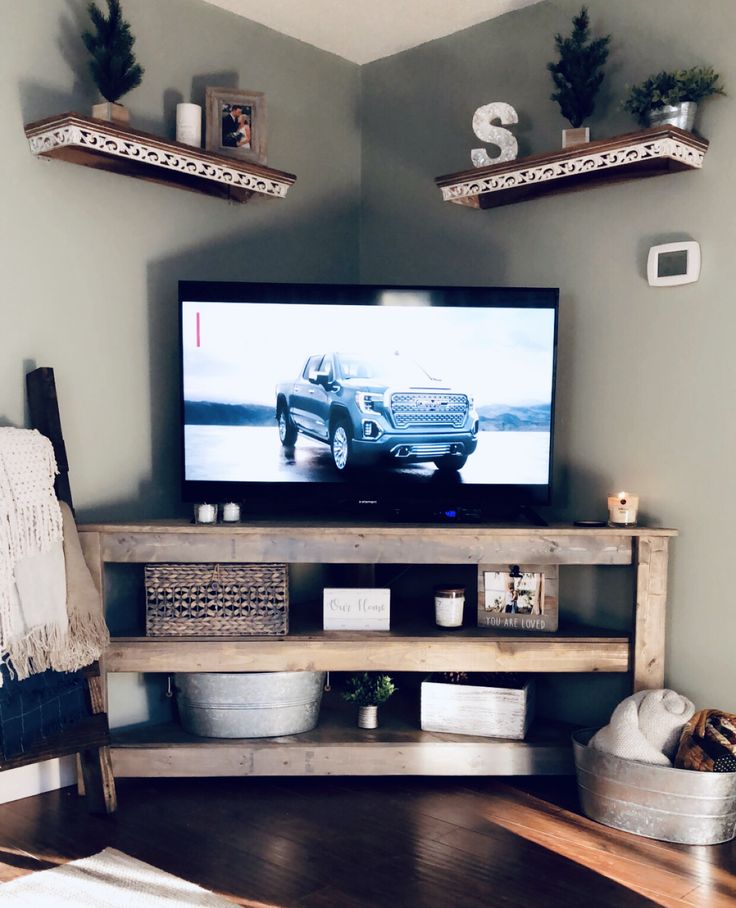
[323,588,391,630]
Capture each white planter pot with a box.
[358,705,379,729]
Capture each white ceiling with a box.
[201,0,542,65]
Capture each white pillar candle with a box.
[607,492,639,527]
[176,103,202,147]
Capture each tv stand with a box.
[79,520,675,779]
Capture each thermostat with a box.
[647,241,701,287]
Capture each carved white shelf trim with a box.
[436,126,709,210]
[24,113,296,204]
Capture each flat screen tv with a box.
[180,282,558,521]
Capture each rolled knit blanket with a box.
[590,689,695,766]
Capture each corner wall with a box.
[0,0,360,800]
[360,0,736,715]
[1,0,361,520]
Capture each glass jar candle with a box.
[434,586,465,628]
[607,492,639,527]
[194,503,218,524]
[222,502,241,523]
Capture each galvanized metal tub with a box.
[573,728,736,845]
[647,101,697,132]
[175,671,325,738]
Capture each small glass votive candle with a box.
[194,502,218,524]
[607,492,639,527]
[434,586,465,628]
[222,502,241,523]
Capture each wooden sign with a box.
[323,588,390,630]
[477,564,559,632]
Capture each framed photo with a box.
[205,87,267,165]
[477,564,559,632]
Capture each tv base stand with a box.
[79,520,676,779]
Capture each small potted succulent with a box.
[342,672,396,729]
[547,6,611,148]
[623,66,725,131]
[82,0,144,125]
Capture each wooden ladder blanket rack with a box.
[0,367,116,814]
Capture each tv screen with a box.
[180,282,558,519]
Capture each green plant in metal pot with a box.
[343,672,396,728]
[623,66,725,130]
[342,672,396,707]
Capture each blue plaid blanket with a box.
[0,666,89,761]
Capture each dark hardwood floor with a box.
[0,776,733,907]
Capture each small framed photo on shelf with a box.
[205,87,267,164]
[477,564,559,632]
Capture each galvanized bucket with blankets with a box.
[574,688,736,845]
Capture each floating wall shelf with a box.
[24,112,296,204]
[435,125,708,209]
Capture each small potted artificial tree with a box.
[547,6,611,148]
[623,66,725,132]
[82,0,144,125]
[342,672,396,729]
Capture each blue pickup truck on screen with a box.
[276,352,479,472]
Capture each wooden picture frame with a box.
[477,564,559,632]
[205,87,267,165]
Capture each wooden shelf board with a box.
[435,125,708,209]
[79,521,676,568]
[105,623,630,673]
[24,112,296,205]
[80,519,678,537]
[110,714,575,777]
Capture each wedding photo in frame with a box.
[205,87,267,164]
[477,564,559,632]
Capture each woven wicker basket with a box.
[144,563,288,637]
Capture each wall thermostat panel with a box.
[647,241,701,287]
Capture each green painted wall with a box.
[0,0,361,752]
[360,0,735,716]
[1,0,732,742]
[1,0,361,522]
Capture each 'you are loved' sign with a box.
[323,588,391,630]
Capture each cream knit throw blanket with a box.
[0,427,109,684]
[590,688,696,766]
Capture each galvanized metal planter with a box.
[573,728,736,845]
[647,101,697,132]
[176,672,325,738]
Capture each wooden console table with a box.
[78,521,675,778]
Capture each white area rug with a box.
[0,847,237,906]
